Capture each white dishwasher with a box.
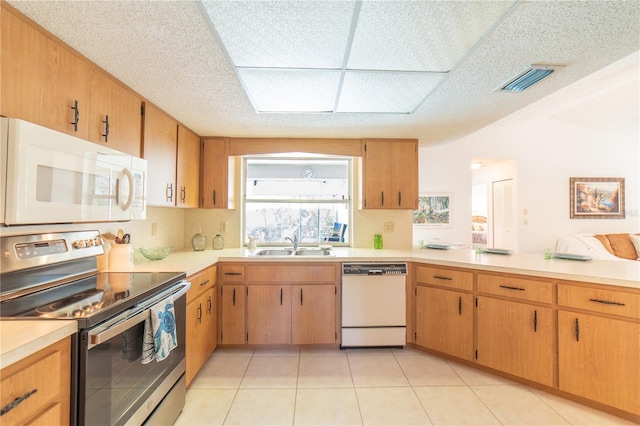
[341,262,407,348]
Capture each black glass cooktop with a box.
[0,271,185,328]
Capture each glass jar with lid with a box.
[213,234,224,250]
[191,228,207,251]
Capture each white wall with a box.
[417,51,640,254]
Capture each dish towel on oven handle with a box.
[142,296,177,364]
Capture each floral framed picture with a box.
[570,177,625,219]
[413,193,452,228]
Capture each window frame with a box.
[241,154,353,247]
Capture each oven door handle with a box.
[87,281,191,349]
[89,309,149,348]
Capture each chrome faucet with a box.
[285,235,298,250]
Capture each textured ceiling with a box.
[6,0,640,147]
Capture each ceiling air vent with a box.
[498,65,558,92]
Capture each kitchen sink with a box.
[251,248,334,257]
[294,248,334,256]
[252,249,295,256]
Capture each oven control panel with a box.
[15,239,68,259]
[1,230,104,274]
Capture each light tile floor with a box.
[175,347,637,426]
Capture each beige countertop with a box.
[3,246,637,369]
[0,320,77,369]
[124,246,640,290]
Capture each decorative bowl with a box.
[139,246,173,261]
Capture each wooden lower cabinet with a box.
[292,284,337,344]
[476,296,554,386]
[558,310,640,416]
[220,284,246,344]
[247,285,292,344]
[415,286,473,360]
[185,266,217,386]
[245,283,338,345]
[0,337,71,425]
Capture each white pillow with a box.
[629,234,640,260]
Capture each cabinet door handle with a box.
[458,296,462,315]
[433,275,452,281]
[102,114,110,142]
[197,303,202,323]
[499,285,525,291]
[200,279,210,287]
[300,288,304,305]
[70,100,80,132]
[232,288,236,305]
[398,191,401,206]
[208,296,212,313]
[381,191,384,206]
[224,272,242,276]
[588,298,625,306]
[575,318,580,342]
[0,388,38,416]
[213,190,217,205]
[533,310,537,332]
[166,183,174,203]
[181,186,186,204]
[280,288,283,305]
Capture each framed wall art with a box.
[413,193,452,228]
[570,177,625,219]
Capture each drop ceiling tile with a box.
[239,69,341,112]
[348,1,516,72]
[337,71,446,113]
[200,0,356,68]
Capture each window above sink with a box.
[243,156,351,247]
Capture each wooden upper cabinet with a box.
[1,3,90,138]
[200,137,235,209]
[88,67,142,157]
[177,125,201,208]
[361,139,418,209]
[142,102,178,206]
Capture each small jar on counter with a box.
[213,234,224,250]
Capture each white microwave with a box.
[0,117,147,226]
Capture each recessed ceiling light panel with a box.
[348,1,516,71]
[239,69,341,112]
[201,0,355,69]
[337,71,445,113]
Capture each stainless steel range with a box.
[0,230,189,425]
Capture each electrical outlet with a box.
[151,223,158,236]
[220,221,227,232]
[384,222,395,232]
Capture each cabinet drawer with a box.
[477,274,552,304]
[246,264,337,283]
[558,284,640,320]
[415,266,472,291]
[0,338,69,425]
[219,264,245,283]
[186,266,216,303]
